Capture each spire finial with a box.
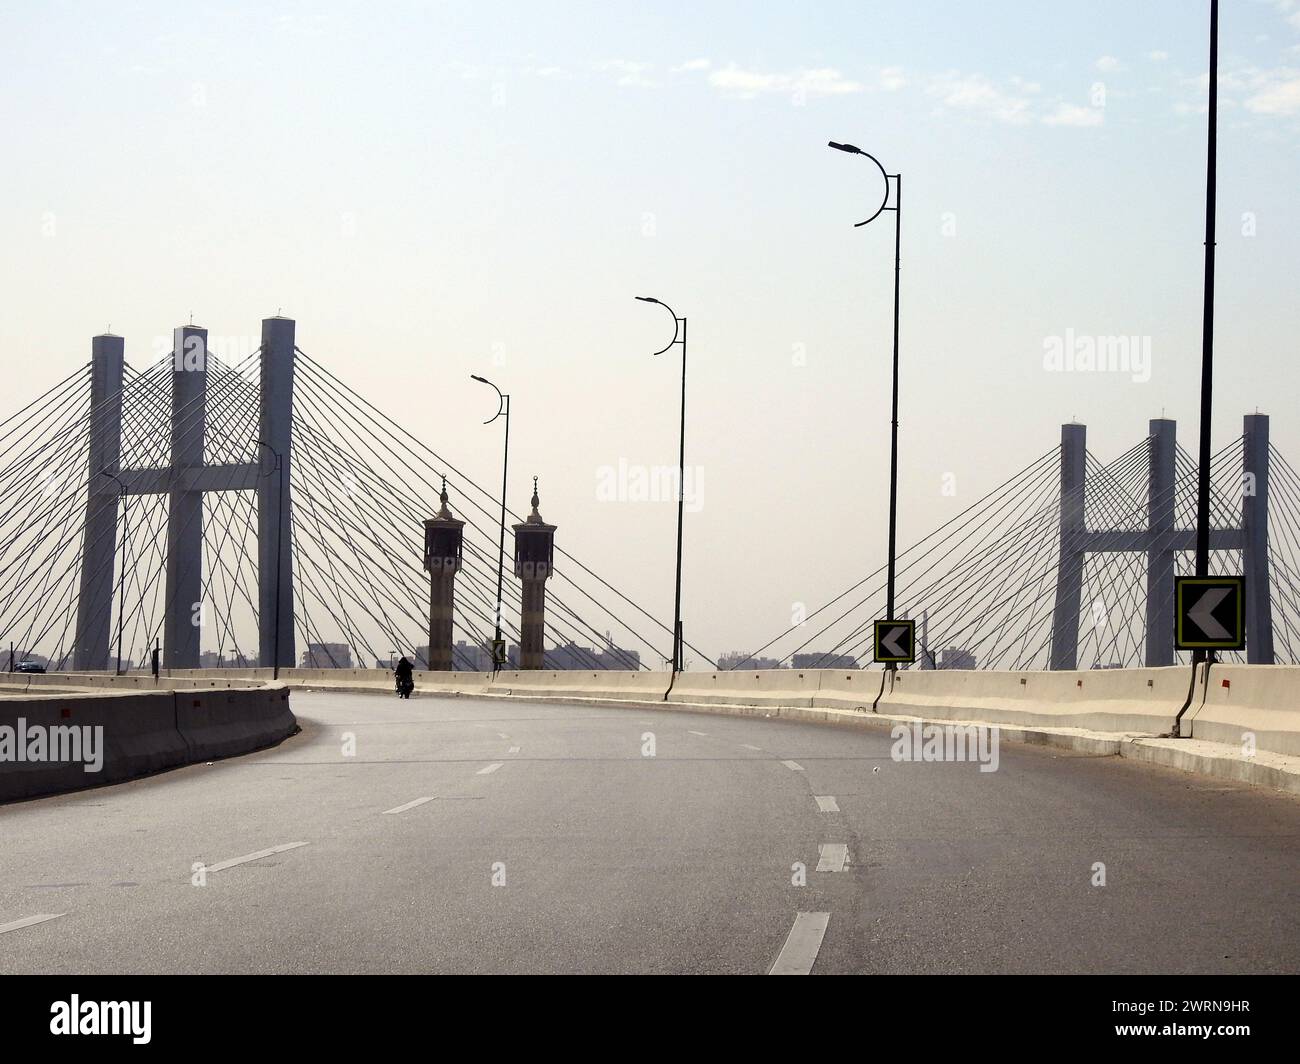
[437,474,452,519]
[528,476,543,522]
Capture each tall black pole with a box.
[673,317,687,672]
[472,375,510,671]
[117,487,127,674]
[886,174,902,635]
[635,297,688,673]
[1193,0,1219,663]
[496,397,510,668]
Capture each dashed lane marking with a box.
[382,796,437,815]
[813,795,839,813]
[769,913,830,975]
[205,841,309,874]
[815,843,848,873]
[781,760,804,772]
[0,913,65,935]
[476,762,504,775]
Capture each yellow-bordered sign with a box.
[873,619,916,664]
[1175,576,1245,651]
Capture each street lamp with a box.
[828,140,904,664]
[635,296,687,674]
[471,375,510,671]
[257,440,284,680]
[102,469,128,675]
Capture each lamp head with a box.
[828,141,863,154]
[635,296,660,305]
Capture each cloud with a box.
[707,64,865,99]
[879,66,906,91]
[1148,50,1169,62]
[1096,55,1123,72]
[1245,73,1300,113]
[1043,103,1104,127]
[926,72,1033,124]
[597,59,657,88]
[671,58,711,73]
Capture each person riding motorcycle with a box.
[394,655,415,699]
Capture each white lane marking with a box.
[476,762,504,775]
[382,796,437,815]
[769,912,831,975]
[741,743,762,751]
[508,746,521,754]
[0,913,65,935]
[205,841,309,874]
[814,795,839,813]
[781,760,804,772]
[815,843,848,873]
[688,730,709,737]
[496,732,510,740]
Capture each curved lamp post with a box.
[471,374,510,671]
[828,140,903,665]
[636,296,687,673]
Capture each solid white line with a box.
[476,762,504,775]
[0,913,65,935]
[781,760,804,771]
[205,841,309,874]
[769,912,830,975]
[382,796,437,815]
[814,795,839,813]
[816,843,848,873]
[741,744,762,751]
[688,730,709,737]
[508,746,520,754]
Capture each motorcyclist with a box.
[394,655,415,699]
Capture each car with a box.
[14,660,46,673]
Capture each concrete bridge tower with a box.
[512,478,556,670]
[423,478,464,671]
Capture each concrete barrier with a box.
[870,667,1190,736]
[666,669,821,708]
[176,685,298,761]
[1188,664,1300,755]
[0,690,188,802]
[1,682,298,803]
[486,670,668,703]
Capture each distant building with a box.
[542,637,642,671]
[198,651,253,669]
[717,651,784,671]
[301,642,353,668]
[937,646,976,670]
[792,652,858,670]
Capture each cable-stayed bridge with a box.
[0,318,690,674]
[1,315,1296,675]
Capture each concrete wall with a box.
[1188,664,1300,756]
[49,664,1300,760]
[0,682,297,803]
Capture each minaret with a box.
[423,477,465,671]
[512,477,556,670]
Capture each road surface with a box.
[1,690,1297,974]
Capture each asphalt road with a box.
[1,690,1297,974]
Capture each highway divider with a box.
[0,680,297,803]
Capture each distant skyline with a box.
[2,0,1298,658]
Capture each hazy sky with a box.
[2,0,1299,661]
